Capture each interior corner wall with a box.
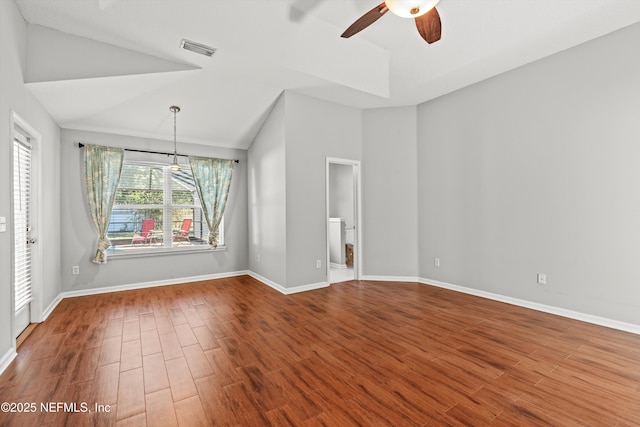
[1,0,61,359]
[248,94,287,286]
[362,106,419,278]
[417,22,640,324]
[284,92,361,288]
[59,129,248,292]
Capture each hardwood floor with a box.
[1,275,640,426]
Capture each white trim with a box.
[361,275,640,335]
[362,275,420,282]
[10,111,44,343]
[247,271,287,293]
[326,157,363,284]
[0,348,17,376]
[33,269,328,329]
[61,271,249,299]
[418,277,640,335]
[247,271,329,295]
[330,262,347,269]
[41,293,63,322]
[283,281,330,294]
[106,245,227,260]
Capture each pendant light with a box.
[169,105,181,171]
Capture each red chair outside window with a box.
[173,218,192,242]
[131,219,155,245]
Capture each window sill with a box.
[106,245,227,260]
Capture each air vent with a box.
[180,39,216,57]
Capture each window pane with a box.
[171,169,196,204]
[115,163,164,205]
[171,207,209,245]
[172,191,193,205]
[118,189,163,205]
[108,208,162,248]
[105,160,222,253]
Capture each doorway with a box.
[326,157,361,284]
[11,112,41,341]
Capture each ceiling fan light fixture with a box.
[385,0,440,18]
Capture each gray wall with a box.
[247,92,362,289]
[60,129,248,291]
[362,106,419,278]
[248,95,287,285]
[418,22,640,324]
[284,92,361,287]
[3,0,640,374]
[0,0,61,359]
[329,163,354,228]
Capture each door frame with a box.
[10,111,43,340]
[325,157,362,282]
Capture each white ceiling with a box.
[15,0,640,149]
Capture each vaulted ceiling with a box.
[15,0,640,149]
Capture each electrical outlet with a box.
[434,258,440,267]
[537,273,546,285]
[316,260,321,269]
[257,254,261,262]
[72,266,80,275]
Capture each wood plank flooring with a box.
[1,275,640,426]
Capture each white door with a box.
[13,131,34,338]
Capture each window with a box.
[106,160,223,254]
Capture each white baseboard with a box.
[362,275,420,283]
[418,277,640,335]
[3,271,257,376]
[0,347,17,376]
[360,274,640,335]
[36,270,327,327]
[61,270,250,299]
[41,294,63,322]
[246,271,287,294]
[247,271,329,295]
[330,262,347,269]
[284,281,330,294]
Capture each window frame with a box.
[105,159,225,259]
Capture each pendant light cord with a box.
[170,105,181,170]
[173,107,177,156]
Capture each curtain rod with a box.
[77,142,239,163]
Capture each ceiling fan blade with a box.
[415,7,441,44]
[341,2,389,38]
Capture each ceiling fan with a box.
[341,0,442,44]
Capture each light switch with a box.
[0,217,6,233]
